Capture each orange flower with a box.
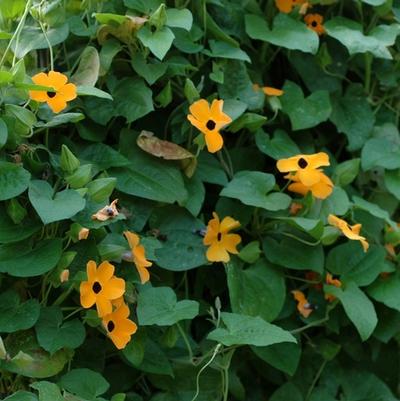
[124,231,152,284]
[328,215,369,252]
[29,71,77,113]
[187,99,232,153]
[275,0,308,13]
[292,290,313,318]
[80,260,126,317]
[102,302,137,349]
[203,212,241,263]
[253,83,284,97]
[304,13,325,35]
[325,273,341,302]
[285,170,333,200]
[277,153,333,200]
[92,199,119,221]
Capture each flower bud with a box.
[60,144,80,174]
[65,164,92,189]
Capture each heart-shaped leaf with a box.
[281,81,332,130]
[0,161,31,201]
[28,180,86,225]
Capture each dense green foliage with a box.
[1,0,400,400]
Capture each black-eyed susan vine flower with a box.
[277,153,334,200]
[92,199,119,221]
[253,83,284,97]
[124,231,152,284]
[325,273,341,302]
[102,301,138,350]
[328,215,369,252]
[80,260,125,317]
[292,290,314,318]
[304,14,325,35]
[203,212,241,263]
[187,99,232,153]
[29,71,77,113]
[275,0,309,14]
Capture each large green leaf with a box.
[361,137,400,171]
[227,259,285,322]
[325,17,400,59]
[207,312,296,346]
[113,78,154,123]
[325,281,377,341]
[112,130,187,204]
[221,171,291,211]
[368,272,400,312]
[137,286,199,326]
[35,306,85,354]
[137,26,175,60]
[0,161,31,201]
[263,237,324,273]
[245,14,319,54]
[280,81,331,130]
[0,290,40,332]
[0,239,62,277]
[28,180,86,225]
[30,382,64,401]
[60,369,109,399]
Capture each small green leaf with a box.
[207,312,296,346]
[0,161,31,200]
[137,286,199,326]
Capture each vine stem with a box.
[176,322,194,362]
[38,19,54,71]
[305,360,327,401]
[0,0,32,68]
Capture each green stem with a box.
[364,53,372,94]
[176,322,194,362]
[38,20,54,71]
[305,360,327,401]
[0,0,32,68]
[290,316,329,334]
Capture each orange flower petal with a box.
[104,277,126,299]
[136,264,150,284]
[60,83,77,101]
[298,168,324,186]
[263,86,284,96]
[124,231,140,250]
[206,241,230,262]
[96,296,112,317]
[80,281,96,308]
[204,131,223,153]
[48,71,68,89]
[189,99,210,121]
[220,216,241,234]
[47,95,68,113]
[221,233,241,254]
[97,261,115,283]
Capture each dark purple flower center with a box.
[107,320,115,332]
[47,91,56,98]
[298,158,308,169]
[92,281,102,294]
[206,120,216,130]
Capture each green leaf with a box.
[0,118,7,149]
[207,312,296,346]
[35,306,85,354]
[28,180,86,225]
[112,130,187,204]
[123,0,163,13]
[368,272,400,312]
[0,332,70,378]
[166,8,193,30]
[4,391,38,401]
[325,17,400,59]
[79,142,130,171]
[327,242,386,286]
[71,46,100,86]
[263,237,324,273]
[0,290,40,332]
[205,40,250,62]
[352,195,396,228]
[326,281,377,341]
[270,383,303,401]
[137,286,199,326]
[137,26,175,60]
[227,259,285,322]
[362,137,400,170]
[280,81,332,130]
[384,169,400,200]
[60,368,110,399]
[333,158,360,186]
[77,86,113,100]
[113,78,154,123]
[251,343,301,376]
[330,84,375,151]
[245,14,319,54]
[0,239,62,277]
[221,171,291,211]
[30,382,63,401]
[155,229,207,271]
[12,23,69,58]
[255,129,300,160]
[0,161,31,200]
[131,53,167,85]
